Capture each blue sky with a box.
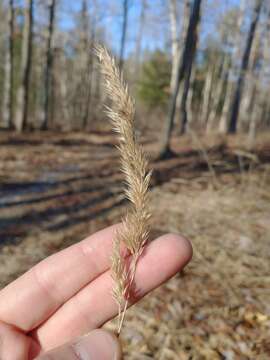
[58,0,242,57]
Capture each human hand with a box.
[0,224,192,359]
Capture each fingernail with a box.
[73,330,121,360]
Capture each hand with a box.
[0,224,192,359]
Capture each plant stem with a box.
[117,252,139,334]
[117,299,128,335]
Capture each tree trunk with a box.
[15,0,34,132]
[248,87,261,148]
[41,0,56,130]
[134,0,146,75]
[58,51,70,125]
[179,43,197,134]
[239,76,254,131]
[159,0,202,157]
[248,17,268,145]
[219,81,233,133]
[169,0,179,93]
[207,56,229,133]
[186,66,196,126]
[82,13,96,129]
[218,0,246,133]
[119,0,129,71]
[261,90,270,129]
[3,0,14,129]
[239,6,264,132]
[169,0,191,126]
[228,0,263,134]
[201,64,215,128]
[259,16,270,131]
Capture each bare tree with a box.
[56,48,70,125]
[119,0,129,71]
[69,0,91,128]
[169,0,191,126]
[228,0,263,133]
[247,6,270,144]
[41,0,56,130]
[259,4,270,130]
[240,6,266,132]
[3,0,14,129]
[169,0,179,94]
[82,1,97,129]
[207,55,230,132]
[15,0,34,132]
[219,0,246,133]
[178,36,198,134]
[203,50,228,133]
[201,62,215,127]
[169,0,191,92]
[186,66,196,125]
[160,0,202,157]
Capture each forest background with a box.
[0,0,270,358]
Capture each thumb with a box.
[38,329,122,359]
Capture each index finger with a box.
[0,224,120,331]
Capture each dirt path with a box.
[0,131,269,247]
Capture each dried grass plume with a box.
[95,45,152,334]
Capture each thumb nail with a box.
[73,329,122,359]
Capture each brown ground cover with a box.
[0,131,269,358]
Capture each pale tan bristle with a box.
[95,44,152,334]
